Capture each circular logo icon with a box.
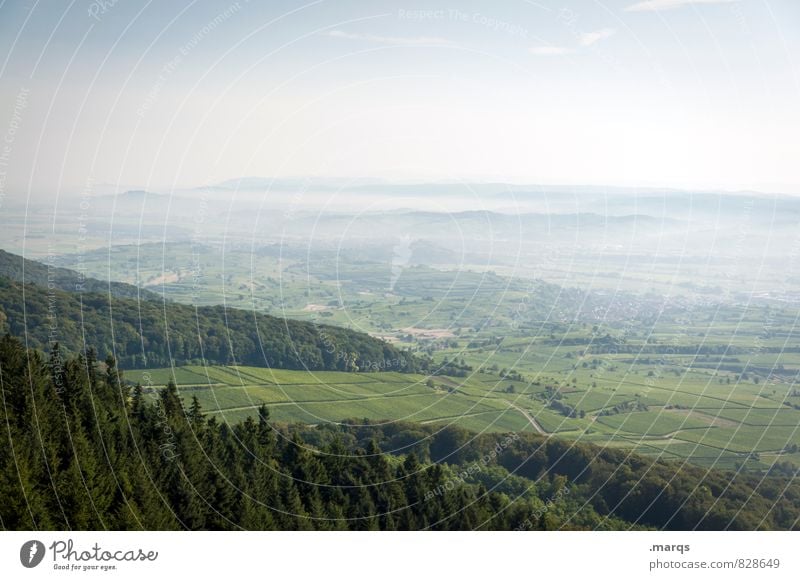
[20,540,46,568]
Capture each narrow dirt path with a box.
[506,401,549,436]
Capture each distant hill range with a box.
[115,189,164,200]
[0,250,417,372]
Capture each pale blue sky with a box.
[0,0,798,195]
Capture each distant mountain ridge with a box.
[204,177,794,198]
[117,189,163,199]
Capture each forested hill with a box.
[0,249,159,301]
[0,274,417,371]
[1,334,797,531]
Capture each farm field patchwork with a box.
[126,362,800,471]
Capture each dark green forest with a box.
[0,249,158,301]
[0,274,417,371]
[1,334,797,531]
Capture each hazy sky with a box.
[0,0,798,197]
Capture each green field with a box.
[127,360,800,472]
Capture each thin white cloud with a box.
[579,28,616,47]
[327,30,455,47]
[531,28,614,56]
[625,0,737,12]
[529,46,576,56]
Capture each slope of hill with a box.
[0,248,159,301]
[0,273,418,371]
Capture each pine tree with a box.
[186,396,204,431]
[159,380,183,419]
